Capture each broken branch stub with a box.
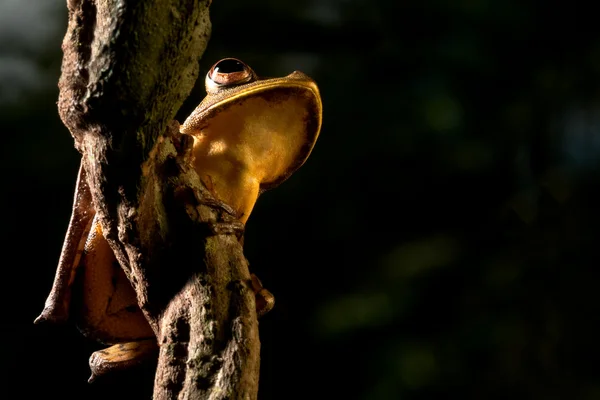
[57,0,261,398]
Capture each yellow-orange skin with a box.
[36,61,322,373]
[73,217,154,343]
[182,71,322,223]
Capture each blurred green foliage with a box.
[2,0,600,399]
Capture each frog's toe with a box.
[250,274,275,317]
[33,304,69,325]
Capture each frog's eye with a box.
[206,58,255,89]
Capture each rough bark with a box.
[57,1,261,398]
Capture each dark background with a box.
[2,1,600,399]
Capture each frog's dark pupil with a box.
[214,59,245,74]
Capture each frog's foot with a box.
[251,274,275,317]
[88,339,158,383]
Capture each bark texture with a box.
[57,1,261,398]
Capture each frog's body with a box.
[36,58,322,380]
[72,215,154,344]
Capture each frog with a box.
[35,58,323,381]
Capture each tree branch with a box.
[57,1,261,398]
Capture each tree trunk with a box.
[57,1,261,398]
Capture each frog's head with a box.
[181,58,322,192]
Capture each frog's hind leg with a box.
[87,276,273,382]
[35,161,95,324]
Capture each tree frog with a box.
[35,58,323,380]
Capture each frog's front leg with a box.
[70,215,158,381]
[200,206,275,317]
[251,273,275,317]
